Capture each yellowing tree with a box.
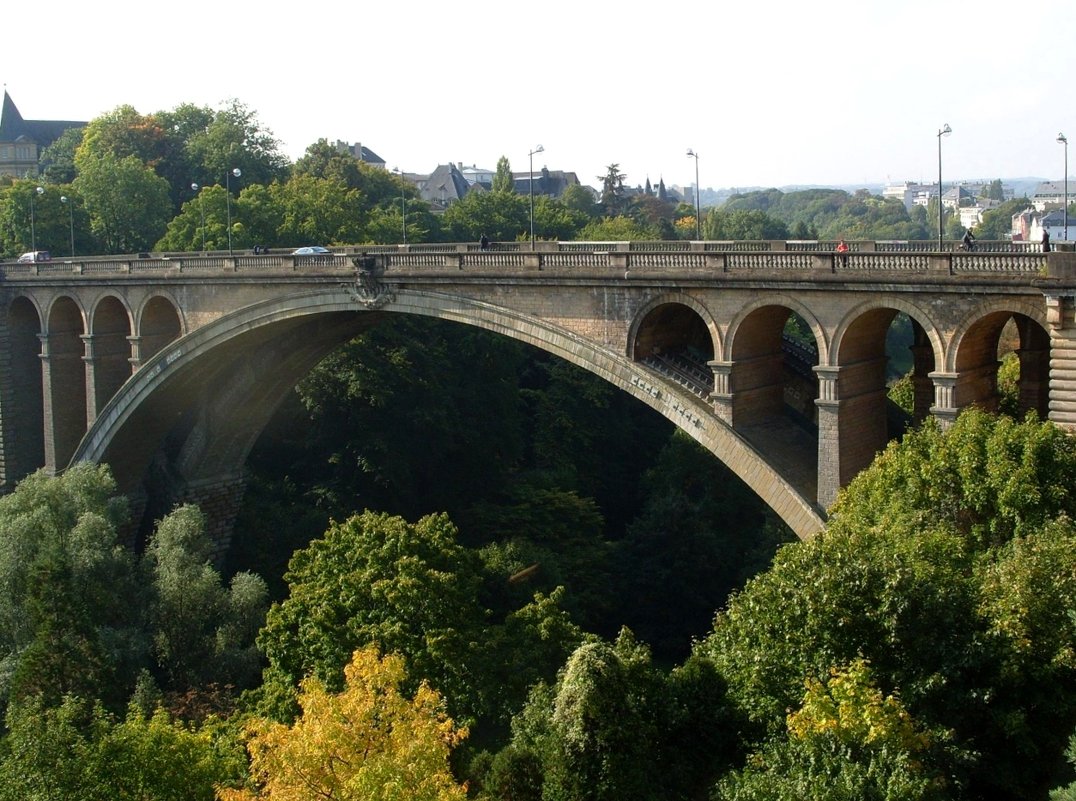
[219,647,467,801]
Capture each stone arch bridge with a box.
[3,241,1075,547]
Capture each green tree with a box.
[559,184,598,218]
[981,179,1006,201]
[155,183,232,252]
[291,138,364,188]
[38,126,85,184]
[715,660,944,801]
[976,198,1031,240]
[145,504,267,692]
[704,208,789,240]
[442,189,529,242]
[74,152,172,253]
[598,164,627,216]
[0,695,244,801]
[254,511,494,724]
[1052,731,1076,800]
[260,175,366,247]
[577,215,651,241]
[0,465,141,713]
[492,156,515,193]
[184,99,289,191]
[493,631,735,801]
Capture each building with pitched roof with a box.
[0,91,87,179]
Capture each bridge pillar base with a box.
[179,474,246,564]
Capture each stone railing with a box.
[0,242,1058,280]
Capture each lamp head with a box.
[191,182,199,191]
[231,168,242,178]
[939,123,952,137]
[35,186,44,195]
[61,195,68,203]
[687,148,697,158]
[1059,133,1069,145]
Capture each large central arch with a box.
[73,287,826,540]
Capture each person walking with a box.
[962,229,975,251]
[1042,228,1051,253]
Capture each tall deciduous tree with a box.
[146,504,267,692]
[492,156,515,193]
[74,152,172,253]
[221,647,468,801]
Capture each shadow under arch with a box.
[827,299,944,490]
[72,287,826,541]
[626,292,722,361]
[947,298,1051,418]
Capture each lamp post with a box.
[225,167,241,256]
[529,144,544,248]
[937,123,951,250]
[190,183,206,252]
[29,185,43,252]
[1059,132,1069,241]
[686,148,701,240]
[393,168,407,244]
[60,195,74,257]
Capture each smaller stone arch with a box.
[629,294,720,400]
[832,297,944,425]
[44,296,89,470]
[89,295,136,424]
[718,295,827,509]
[137,294,185,366]
[947,299,1050,419]
[830,297,944,372]
[5,296,45,484]
[723,293,829,364]
[627,292,721,360]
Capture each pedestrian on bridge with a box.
[1043,229,1051,253]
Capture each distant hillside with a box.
[701,177,1048,208]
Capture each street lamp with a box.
[393,168,408,244]
[191,183,206,252]
[937,123,951,249]
[60,195,74,257]
[1059,132,1069,241]
[30,185,43,252]
[686,149,701,240]
[529,144,544,248]
[225,167,241,256]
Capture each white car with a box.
[17,250,51,263]
[292,246,331,255]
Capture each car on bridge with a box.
[292,246,331,255]
[17,250,51,263]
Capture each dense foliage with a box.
[697,410,1076,800]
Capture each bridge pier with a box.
[929,372,960,429]
[708,360,733,423]
[39,330,88,473]
[1047,294,1076,427]
[175,474,247,564]
[815,368,840,509]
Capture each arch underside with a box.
[74,288,826,541]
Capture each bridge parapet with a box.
[0,244,1061,284]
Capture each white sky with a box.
[4,0,1073,192]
